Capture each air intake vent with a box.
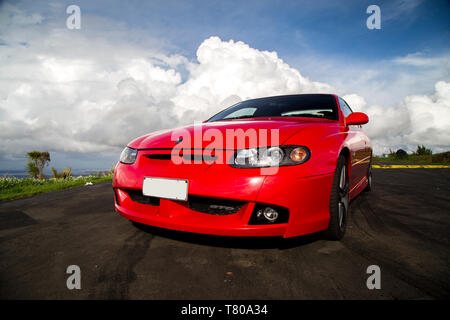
[125,189,160,206]
[145,154,171,160]
[188,196,244,215]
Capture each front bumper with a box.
[113,151,334,238]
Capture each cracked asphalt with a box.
[0,169,449,299]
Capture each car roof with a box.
[240,93,337,102]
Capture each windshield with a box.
[207,94,338,122]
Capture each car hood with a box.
[128,118,337,150]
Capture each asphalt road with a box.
[0,169,449,299]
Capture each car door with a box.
[338,97,366,190]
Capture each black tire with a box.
[323,155,349,240]
[364,160,372,192]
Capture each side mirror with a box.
[345,112,369,126]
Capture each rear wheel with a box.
[324,155,349,240]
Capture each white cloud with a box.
[393,52,450,68]
[0,3,44,26]
[172,36,334,122]
[344,81,450,154]
[0,2,449,166]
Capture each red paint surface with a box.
[113,95,372,238]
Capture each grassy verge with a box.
[373,151,450,165]
[0,174,113,201]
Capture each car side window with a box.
[338,97,353,118]
[223,107,257,119]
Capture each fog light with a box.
[257,207,279,222]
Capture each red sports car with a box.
[113,94,372,240]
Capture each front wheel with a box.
[324,155,349,240]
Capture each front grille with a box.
[145,154,171,160]
[122,189,244,214]
[125,189,160,206]
[181,154,218,162]
[188,196,244,215]
[144,153,218,162]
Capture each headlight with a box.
[119,147,137,164]
[231,145,310,168]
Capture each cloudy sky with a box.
[0,0,449,171]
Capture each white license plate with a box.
[142,177,188,201]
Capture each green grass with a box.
[373,151,450,164]
[0,174,113,201]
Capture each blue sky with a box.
[60,0,450,59]
[0,0,449,172]
[12,0,450,62]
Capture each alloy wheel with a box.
[338,165,349,230]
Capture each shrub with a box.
[415,145,432,156]
[51,167,72,179]
[431,151,450,163]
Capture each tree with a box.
[395,149,408,160]
[27,151,50,179]
[415,145,432,156]
[26,162,39,179]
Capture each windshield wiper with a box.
[282,114,325,118]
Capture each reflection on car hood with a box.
[128,117,337,150]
